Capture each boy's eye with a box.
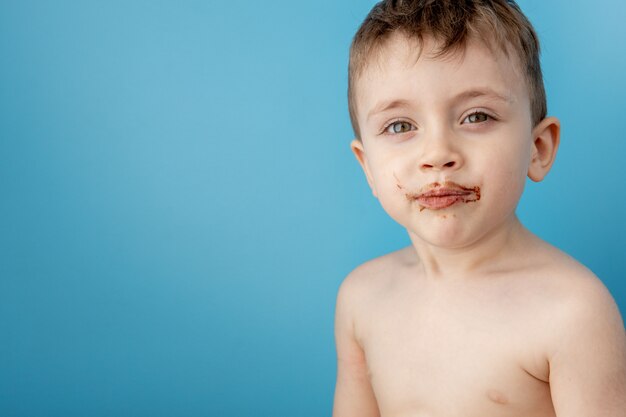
[384,121,415,134]
[463,111,492,124]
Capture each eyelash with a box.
[463,110,497,125]
[381,118,415,135]
[380,110,497,135]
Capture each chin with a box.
[424,230,478,249]
[407,219,486,249]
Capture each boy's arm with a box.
[332,272,380,417]
[548,277,626,416]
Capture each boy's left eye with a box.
[463,111,492,124]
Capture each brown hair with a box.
[348,0,547,139]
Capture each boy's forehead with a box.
[355,32,525,117]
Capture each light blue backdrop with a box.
[1,1,624,416]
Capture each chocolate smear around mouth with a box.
[393,172,481,212]
[413,187,481,211]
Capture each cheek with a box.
[368,151,403,190]
[368,154,412,219]
[486,143,531,209]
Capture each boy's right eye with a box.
[383,120,416,135]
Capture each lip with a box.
[407,181,481,210]
[417,187,473,198]
[416,194,468,209]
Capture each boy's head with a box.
[346,0,560,249]
[348,0,546,140]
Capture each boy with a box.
[333,1,626,416]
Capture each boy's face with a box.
[351,32,544,248]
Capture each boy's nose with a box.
[418,136,464,172]
[421,159,459,170]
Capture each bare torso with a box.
[351,242,587,417]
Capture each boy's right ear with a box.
[350,139,378,198]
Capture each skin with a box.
[333,32,626,417]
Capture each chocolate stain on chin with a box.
[393,172,481,212]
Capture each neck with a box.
[407,213,532,282]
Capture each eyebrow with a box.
[366,99,413,122]
[453,88,514,104]
[366,88,514,122]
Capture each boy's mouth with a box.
[402,180,481,211]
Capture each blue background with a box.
[1,1,624,415]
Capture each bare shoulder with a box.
[526,243,626,412]
[527,241,625,361]
[535,242,620,313]
[338,246,413,301]
[336,246,414,324]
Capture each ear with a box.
[350,139,378,198]
[527,116,561,182]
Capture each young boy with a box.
[333,1,626,416]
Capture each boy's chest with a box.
[359,281,555,417]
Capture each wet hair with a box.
[348,0,546,139]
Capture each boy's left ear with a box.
[527,116,561,182]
